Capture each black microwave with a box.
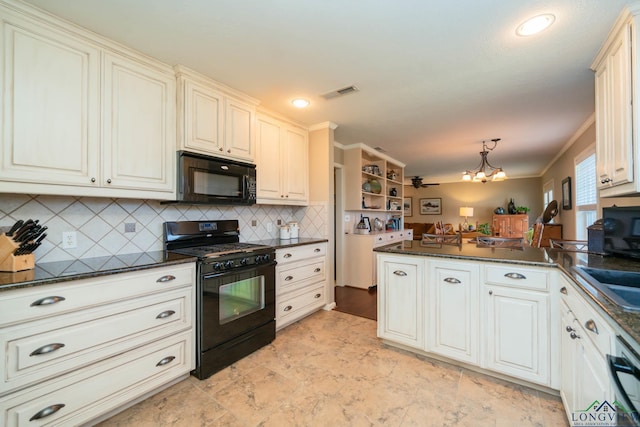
[603,206,640,259]
[174,151,256,205]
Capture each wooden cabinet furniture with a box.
[492,214,529,239]
[345,231,407,289]
[344,143,405,216]
[0,263,196,425]
[539,224,563,247]
[427,260,480,365]
[0,2,176,199]
[275,242,327,330]
[591,6,640,197]
[176,66,259,163]
[255,112,309,205]
[558,275,615,420]
[377,254,560,389]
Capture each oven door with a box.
[608,336,640,426]
[200,262,275,352]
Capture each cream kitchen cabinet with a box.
[0,262,196,425]
[345,231,405,289]
[377,254,424,348]
[0,1,176,199]
[591,6,639,196]
[427,260,480,365]
[275,242,327,330]
[176,66,259,163]
[255,112,309,205]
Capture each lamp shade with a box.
[460,207,474,217]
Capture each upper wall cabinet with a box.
[255,112,309,205]
[176,66,259,163]
[592,6,639,197]
[0,0,176,199]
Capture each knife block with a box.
[0,234,35,272]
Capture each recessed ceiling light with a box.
[291,98,310,108]
[516,14,555,36]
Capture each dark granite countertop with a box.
[374,239,555,267]
[0,251,196,292]
[248,237,328,249]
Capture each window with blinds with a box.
[574,147,596,240]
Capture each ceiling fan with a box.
[409,176,440,188]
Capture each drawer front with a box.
[404,230,414,240]
[276,242,326,264]
[276,259,325,294]
[484,265,549,291]
[0,331,191,427]
[562,279,614,357]
[385,232,400,243]
[0,263,195,327]
[276,284,325,323]
[1,287,192,395]
[373,234,386,246]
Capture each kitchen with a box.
[1,0,640,425]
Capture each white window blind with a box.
[575,153,596,207]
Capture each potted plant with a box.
[516,206,530,214]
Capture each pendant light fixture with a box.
[462,138,507,183]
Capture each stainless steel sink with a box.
[573,266,640,312]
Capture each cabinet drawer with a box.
[373,234,387,246]
[277,284,325,323]
[0,263,195,327]
[276,243,326,264]
[0,331,191,427]
[484,265,549,291]
[1,287,192,395]
[385,232,400,243]
[277,259,325,295]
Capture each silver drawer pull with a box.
[284,253,292,258]
[314,248,321,252]
[31,296,66,307]
[156,310,176,319]
[504,272,526,280]
[156,275,176,283]
[560,287,567,295]
[30,343,65,357]
[393,270,407,276]
[156,356,176,367]
[444,277,461,284]
[285,276,294,281]
[30,403,65,421]
[315,293,322,298]
[585,319,599,335]
[314,268,321,273]
[284,305,293,311]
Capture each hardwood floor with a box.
[334,285,377,320]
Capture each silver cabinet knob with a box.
[91,177,96,183]
[106,178,112,184]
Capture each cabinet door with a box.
[1,17,100,186]
[428,262,479,364]
[182,79,224,154]
[485,286,549,385]
[574,329,613,415]
[377,255,424,348]
[224,98,255,161]
[255,116,283,201]
[511,216,528,239]
[492,216,509,236]
[102,52,175,192]
[560,302,578,415]
[283,126,308,202]
[595,63,611,189]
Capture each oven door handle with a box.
[202,261,277,280]
[607,354,640,415]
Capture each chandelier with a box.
[462,138,507,183]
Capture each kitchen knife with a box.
[12,219,35,241]
[6,220,23,237]
[18,225,45,243]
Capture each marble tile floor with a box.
[97,310,569,427]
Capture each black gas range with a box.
[164,220,276,379]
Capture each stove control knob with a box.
[240,258,248,266]
[255,255,263,263]
[213,262,223,271]
[224,260,234,269]
[263,254,270,263]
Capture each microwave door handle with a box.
[607,354,640,413]
[242,175,249,198]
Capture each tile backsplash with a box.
[0,194,328,263]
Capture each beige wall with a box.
[403,178,542,230]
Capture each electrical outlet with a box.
[277,219,282,225]
[344,215,351,222]
[251,220,257,226]
[62,231,77,249]
[124,223,136,233]
[267,223,273,233]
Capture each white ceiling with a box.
[23,0,628,183]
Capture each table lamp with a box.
[460,207,474,231]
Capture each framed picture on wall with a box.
[562,177,572,210]
[404,197,412,216]
[420,198,442,215]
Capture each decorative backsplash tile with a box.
[0,194,328,263]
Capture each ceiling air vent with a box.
[321,85,359,100]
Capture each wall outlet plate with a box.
[62,231,77,249]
